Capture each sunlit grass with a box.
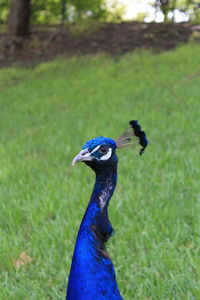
[0,43,200,299]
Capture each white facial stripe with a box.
[90,145,101,154]
[100,148,112,161]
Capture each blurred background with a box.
[0,1,200,300]
[0,0,200,67]
[1,0,200,25]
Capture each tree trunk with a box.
[8,0,31,36]
[61,0,67,23]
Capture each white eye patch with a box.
[90,145,101,154]
[90,145,112,161]
[100,148,112,161]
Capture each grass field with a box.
[0,43,200,300]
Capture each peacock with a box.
[66,120,148,300]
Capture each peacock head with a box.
[72,120,148,171]
[72,136,118,171]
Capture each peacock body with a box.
[66,121,148,300]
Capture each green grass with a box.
[0,43,200,300]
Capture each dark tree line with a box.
[5,0,200,37]
[7,0,108,36]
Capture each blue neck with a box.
[84,166,117,243]
[66,164,123,300]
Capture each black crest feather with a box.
[116,120,148,155]
[129,120,148,155]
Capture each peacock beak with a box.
[72,149,93,166]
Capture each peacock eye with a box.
[99,146,109,154]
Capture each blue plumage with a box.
[66,121,148,300]
[67,137,122,299]
[82,136,117,150]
